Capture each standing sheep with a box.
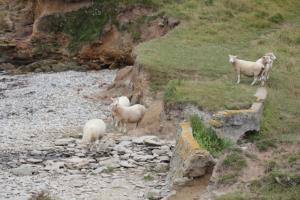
[112,102,147,133]
[229,55,268,85]
[81,119,106,144]
[110,96,130,127]
[257,52,276,81]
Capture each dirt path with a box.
[0,70,174,200]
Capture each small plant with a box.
[256,139,277,152]
[217,172,239,185]
[288,154,298,164]
[204,0,214,6]
[103,166,114,173]
[191,115,233,157]
[222,152,247,170]
[269,13,284,24]
[217,151,247,185]
[265,160,277,173]
[163,80,180,103]
[29,191,53,200]
[144,174,154,181]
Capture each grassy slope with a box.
[136,0,300,199]
[136,0,300,143]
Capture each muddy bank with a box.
[0,0,179,73]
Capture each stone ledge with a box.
[209,87,267,142]
[167,122,215,187]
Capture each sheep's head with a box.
[110,97,119,107]
[229,55,237,63]
[262,55,272,65]
[265,52,276,61]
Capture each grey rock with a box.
[144,137,164,146]
[120,154,130,160]
[30,150,43,156]
[118,140,132,147]
[158,156,170,162]
[152,149,165,156]
[119,161,135,168]
[55,138,76,146]
[10,164,39,176]
[39,146,54,151]
[113,144,131,154]
[154,163,169,173]
[76,153,86,157]
[133,154,155,162]
[132,136,157,144]
[101,158,120,169]
[118,136,132,142]
[44,161,65,172]
[91,167,105,174]
[64,157,89,169]
[27,158,43,163]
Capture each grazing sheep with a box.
[112,102,146,133]
[81,119,106,144]
[110,96,130,127]
[257,52,276,81]
[229,55,268,85]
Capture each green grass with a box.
[135,0,300,143]
[191,115,232,157]
[164,79,256,111]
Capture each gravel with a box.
[0,70,173,200]
[0,70,116,151]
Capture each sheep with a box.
[111,102,147,133]
[229,55,268,85]
[110,96,130,127]
[256,52,276,81]
[81,119,106,144]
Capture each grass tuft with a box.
[191,115,232,157]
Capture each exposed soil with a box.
[170,174,212,200]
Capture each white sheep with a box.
[256,52,276,81]
[81,119,106,144]
[112,102,147,133]
[229,55,268,85]
[110,96,130,127]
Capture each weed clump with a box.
[190,115,232,157]
[269,13,284,24]
[29,191,53,200]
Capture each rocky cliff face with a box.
[0,0,179,73]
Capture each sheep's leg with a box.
[251,76,258,85]
[136,119,142,129]
[115,119,119,128]
[237,74,240,84]
[123,123,127,133]
[118,121,123,132]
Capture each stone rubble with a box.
[0,70,175,200]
